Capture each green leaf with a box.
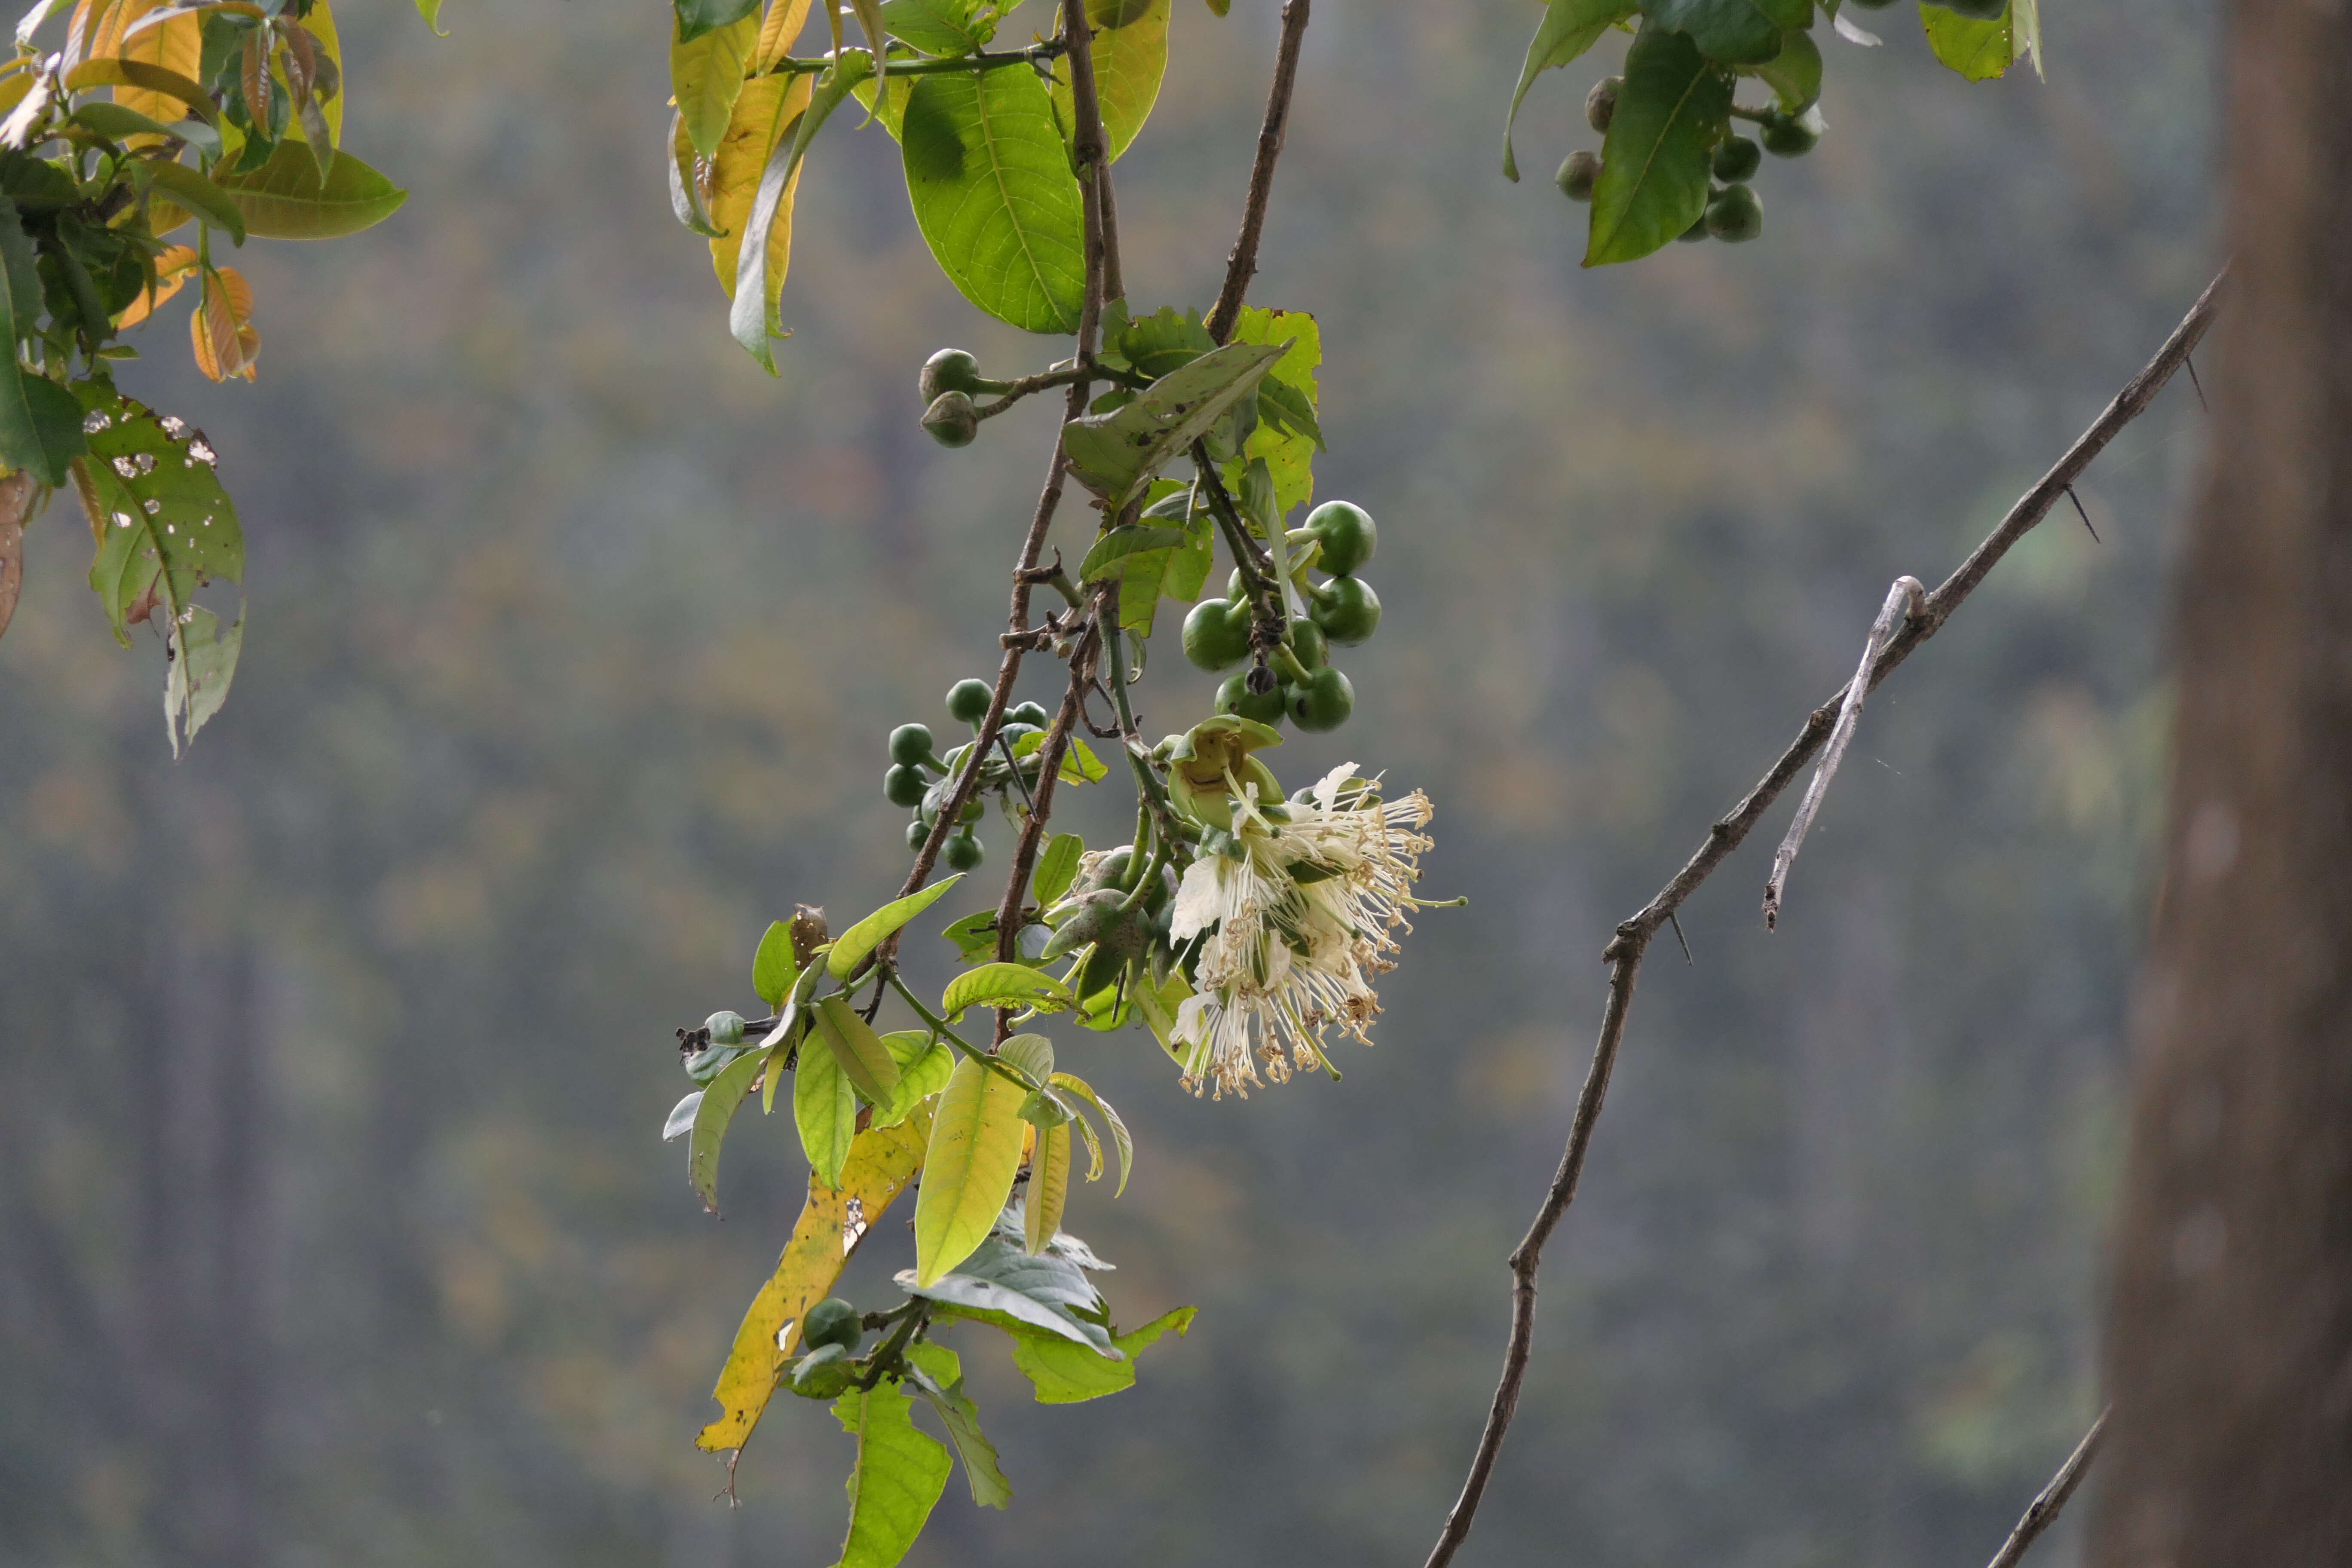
[415,0,449,35]
[753,918,798,1007]
[214,142,407,238]
[1060,339,1289,509]
[897,1233,1113,1350]
[1051,0,1169,162]
[1047,1070,1131,1196]
[829,872,964,979]
[732,50,871,371]
[692,1044,771,1211]
[1009,728,1109,784]
[1110,303,1212,378]
[827,1379,952,1568]
[995,1032,1054,1084]
[72,386,243,648]
[1921,3,2024,80]
[796,1026,859,1187]
[940,907,1005,965]
[1228,306,1323,514]
[912,1055,1027,1285]
[1743,24,1821,110]
[147,159,247,242]
[815,994,903,1103]
[877,0,993,55]
[69,101,220,159]
[0,364,83,489]
[675,0,762,45]
[161,603,242,756]
[902,1342,1011,1509]
[1585,26,1730,267]
[900,64,1085,334]
[1009,1305,1194,1402]
[1644,0,1810,65]
[1501,0,1636,180]
[672,9,758,159]
[872,1030,954,1127]
[941,962,1072,1020]
[1032,833,1084,905]
[1077,524,1185,583]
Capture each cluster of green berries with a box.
[917,348,1003,448]
[884,678,1057,867]
[1557,74,1828,246]
[1180,499,1381,734]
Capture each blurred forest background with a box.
[0,1,2219,1564]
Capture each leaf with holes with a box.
[902,1341,1011,1509]
[827,1379,952,1568]
[1061,340,1287,510]
[900,64,1084,334]
[72,383,242,647]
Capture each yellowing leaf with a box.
[112,242,196,329]
[90,0,200,144]
[189,264,258,382]
[694,1111,929,1455]
[672,9,758,160]
[753,0,812,70]
[1023,1121,1070,1254]
[705,69,812,299]
[913,1056,1026,1286]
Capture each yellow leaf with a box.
[90,0,200,144]
[705,69,812,303]
[913,1056,1026,1286]
[671,10,757,161]
[113,243,197,329]
[190,264,259,382]
[752,0,812,71]
[1023,1120,1071,1255]
[694,1112,928,1455]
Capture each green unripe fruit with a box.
[1215,670,1287,726]
[1712,135,1761,184]
[906,819,929,850]
[946,679,992,724]
[998,722,1041,750]
[1226,568,1246,602]
[1304,499,1377,576]
[1007,701,1050,729]
[1311,576,1381,645]
[1287,616,1328,669]
[1759,107,1822,158]
[1677,212,1712,243]
[946,832,985,871]
[920,348,983,401]
[1586,76,1620,135]
[889,723,935,766]
[959,796,985,824]
[705,1011,747,1046]
[1706,183,1764,243]
[1556,150,1601,202]
[1182,596,1254,671]
[1288,666,1355,732]
[922,390,980,448]
[884,764,928,808]
[1932,0,2007,15]
[802,1297,863,1352]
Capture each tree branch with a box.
[1205,0,1310,345]
[1984,1409,2107,1568]
[1421,272,2223,1568]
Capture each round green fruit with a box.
[1304,499,1377,576]
[919,348,983,401]
[1706,183,1764,243]
[1215,670,1287,726]
[1585,76,1620,135]
[1288,616,1328,669]
[1311,576,1381,645]
[1556,150,1601,203]
[906,819,928,851]
[884,764,928,808]
[922,391,980,448]
[1712,135,1761,184]
[1182,596,1254,672]
[1759,107,1822,158]
[705,1011,747,1046]
[946,832,985,871]
[946,679,992,725]
[1288,667,1355,732]
[888,723,934,766]
[1008,701,1050,728]
[959,796,985,824]
[802,1297,863,1352]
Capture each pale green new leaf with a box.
[1009,1304,1194,1402]
[752,918,797,1007]
[1032,833,1084,905]
[1060,339,1288,508]
[1228,305,1323,514]
[795,1026,858,1187]
[1586,26,1730,266]
[902,1342,1011,1509]
[214,142,407,239]
[1076,524,1185,583]
[672,10,757,159]
[1051,0,1169,161]
[1048,1070,1131,1196]
[941,962,1072,1020]
[900,65,1085,333]
[829,872,964,978]
[872,1029,953,1127]
[912,1056,1026,1285]
[1501,0,1635,180]
[161,603,242,756]
[1921,3,2028,81]
[827,1380,952,1568]
[692,1044,771,1211]
[815,995,902,1103]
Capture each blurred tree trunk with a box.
[2089,2,2352,1563]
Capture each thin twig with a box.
[1984,1409,2107,1568]
[2063,484,2099,543]
[2184,353,2206,410]
[1762,575,1922,930]
[1204,0,1310,345]
[1421,273,2223,1568]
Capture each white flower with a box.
[1167,763,1435,1098]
